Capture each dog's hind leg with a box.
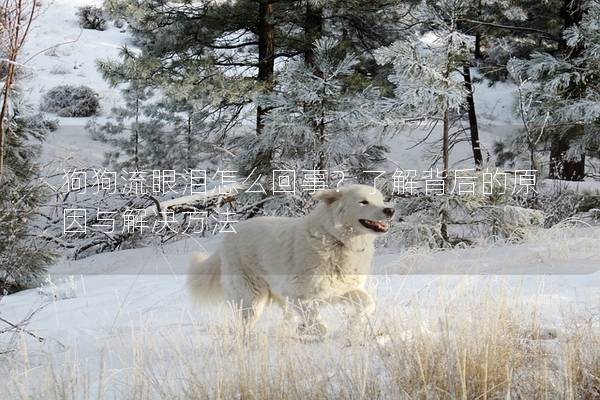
[270,296,331,342]
[334,289,376,342]
[338,289,375,321]
[234,274,270,330]
[269,291,302,325]
[295,300,328,340]
[243,290,269,329]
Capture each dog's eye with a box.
[359,200,369,205]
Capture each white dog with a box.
[187,184,394,338]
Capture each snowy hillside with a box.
[20,0,125,113]
[15,0,124,171]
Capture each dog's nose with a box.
[383,207,395,217]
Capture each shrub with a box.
[517,183,583,228]
[580,190,600,213]
[1,101,55,294]
[41,85,100,117]
[42,116,60,132]
[76,6,108,31]
[113,18,125,29]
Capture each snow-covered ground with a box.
[3,1,600,398]
[4,226,600,336]
[2,226,600,398]
[20,0,125,114]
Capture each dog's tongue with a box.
[365,220,388,232]
[374,221,388,231]
[360,218,389,232]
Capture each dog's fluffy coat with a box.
[187,184,394,337]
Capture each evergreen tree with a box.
[103,0,296,145]
[455,0,591,179]
[376,1,477,241]
[100,0,405,172]
[454,0,563,80]
[92,45,235,170]
[375,1,474,176]
[412,0,566,169]
[507,0,599,180]
[149,83,226,170]
[399,1,542,169]
[0,98,54,294]
[238,38,388,177]
[89,81,167,170]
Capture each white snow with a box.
[20,0,127,116]
[2,226,600,397]
[3,1,600,397]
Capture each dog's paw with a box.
[520,327,559,341]
[297,321,328,341]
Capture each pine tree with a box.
[399,1,539,169]
[89,81,167,170]
[375,1,474,176]
[91,47,166,170]
[507,0,599,180]
[93,44,237,170]
[0,98,54,294]
[559,0,600,157]
[446,0,571,169]
[103,0,294,152]
[148,84,223,171]
[238,38,388,178]
[456,0,563,80]
[376,1,477,241]
[101,0,405,173]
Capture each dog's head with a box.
[313,184,395,235]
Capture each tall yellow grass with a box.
[3,288,600,399]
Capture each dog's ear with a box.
[313,189,342,206]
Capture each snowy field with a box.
[2,0,600,399]
[2,225,600,398]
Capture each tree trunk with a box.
[442,108,450,181]
[474,0,483,59]
[549,0,585,180]
[440,108,451,244]
[249,0,276,175]
[549,132,585,181]
[134,95,139,169]
[304,2,323,70]
[256,0,275,137]
[463,65,483,168]
[0,82,11,177]
[186,113,192,170]
[474,32,482,60]
[315,100,326,171]
[304,2,325,170]
[530,146,537,174]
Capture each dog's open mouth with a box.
[359,219,389,233]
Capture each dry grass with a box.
[3,290,600,400]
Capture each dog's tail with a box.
[186,252,223,304]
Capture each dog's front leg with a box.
[296,300,328,340]
[339,289,375,323]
